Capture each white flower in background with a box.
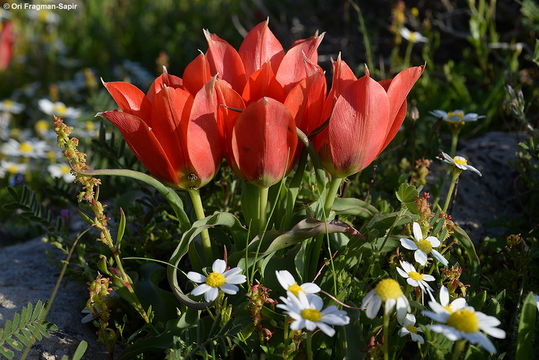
[400,222,448,266]
[396,261,435,295]
[186,259,246,302]
[423,306,505,354]
[38,99,81,118]
[0,99,24,114]
[0,160,27,178]
[424,286,467,318]
[48,163,75,183]
[362,279,410,320]
[277,292,349,337]
[1,138,48,158]
[535,294,539,312]
[430,110,484,123]
[398,314,424,344]
[27,9,60,24]
[400,27,428,43]
[275,270,320,297]
[439,152,482,176]
[73,120,99,138]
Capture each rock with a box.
[430,131,525,242]
[0,238,108,359]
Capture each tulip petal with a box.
[183,53,212,96]
[98,110,178,184]
[379,65,424,151]
[242,62,285,103]
[102,81,145,114]
[275,33,324,92]
[231,97,297,187]
[321,54,356,125]
[323,75,390,177]
[215,80,245,147]
[238,20,285,77]
[204,30,246,92]
[185,77,223,188]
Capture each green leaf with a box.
[80,168,190,231]
[167,212,246,310]
[396,183,419,213]
[516,292,537,360]
[331,197,378,217]
[72,340,89,360]
[453,226,480,264]
[116,208,127,249]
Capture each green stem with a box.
[383,311,390,360]
[443,170,461,213]
[256,186,269,235]
[188,189,212,262]
[306,332,314,360]
[283,317,290,359]
[403,41,414,68]
[323,177,343,217]
[450,129,460,157]
[451,339,467,360]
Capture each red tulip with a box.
[100,73,223,189]
[0,21,14,71]
[315,65,424,178]
[229,97,297,187]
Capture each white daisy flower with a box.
[38,99,81,119]
[73,120,100,138]
[362,279,410,320]
[0,99,24,114]
[275,270,320,297]
[423,305,505,354]
[439,152,482,176]
[424,286,467,318]
[430,110,484,123]
[400,27,428,43]
[48,163,75,183]
[396,261,435,295]
[399,222,448,266]
[186,259,246,302]
[1,138,48,158]
[398,313,424,344]
[27,9,60,25]
[0,160,27,177]
[277,292,349,337]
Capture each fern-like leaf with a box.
[0,301,57,359]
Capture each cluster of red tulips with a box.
[99,20,423,190]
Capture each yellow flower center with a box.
[3,100,14,109]
[453,157,468,165]
[448,111,465,121]
[38,11,49,22]
[19,142,33,153]
[47,151,56,161]
[35,120,49,133]
[7,164,18,174]
[60,165,70,175]
[443,305,454,313]
[375,279,403,301]
[406,325,418,333]
[416,239,432,253]
[53,104,67,116]
[85,121,95,132]
[409,272,423,281]
[447,309,479,333]
[301,308,322,322]
[205,272,226,288]
[409,33,417,42]
[288,283,303,297]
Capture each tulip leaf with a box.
[453,225,480,265]
[79,168,190,231]
[516,292,538,360]
[167,212,246,310]
[331,197,378,218]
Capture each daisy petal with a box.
[187,271,206,283]
[317,322,336,337]
[413,222,423,241]
[414,249,428,266]
[426,236,440,247]
[431,250,448,266]
[190,284,211,296]
[276,270,295,288]
[220,284,239,294]
[301,283,321,293]
[212,259,226,273]
[400,237,418,250]
[204,287,219,302]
